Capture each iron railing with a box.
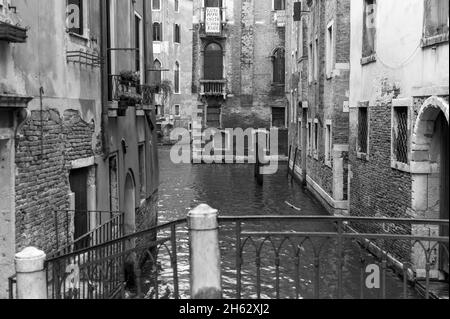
[219,215,449,300]
[200,79,227,97]
[45,218,187,299]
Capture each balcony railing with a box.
[200,79,227,98]
[109,75,152,107]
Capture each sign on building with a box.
[205,7,221,34]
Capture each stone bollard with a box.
[15,247,47,299]
[188,204,222,299]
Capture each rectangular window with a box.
[308,42,313,83]
[174,24,181,43]
[325,123,332,166]
[313,121,319,157]
[138,144,146,198]
[175,105,180,116]
[358,107,369,154]
[362,0,377,59]
[175,0,179,12]
[67,0,84,35]
[298,120,302,150]
[274,0,286,11]
[326,23,334,77]
[135,13,144,82]
[423,0,449,39]
[314,38,319,81]
[109,155,119,212]
[152,0,161,10]
[272,107,286,128]
[307,121,312,155]
[393,107,409,164]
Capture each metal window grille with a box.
[358,107,368,154]
[394,107,409,164]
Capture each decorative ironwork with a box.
[394,107,409,164]
[45,219,186,299]
[66,50,102,68]
[200,79,227,98]
[219,215,449,299]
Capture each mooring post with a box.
[188,204,222,299]
[14,247,47,299]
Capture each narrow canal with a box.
[156,146,419,299]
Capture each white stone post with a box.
[15,247,47,299]
[188,204,222,299]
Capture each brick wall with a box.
[15,109,95,253]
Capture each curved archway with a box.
[411,96,449,277]
[124,171,136,235]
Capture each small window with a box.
[152,0,161,10]
[205,0,223,7]
[67,0,84,35]
[308,42,313,83]
[174,62,180,93]
[138,144,146,197]
[272,107,286,128]
[274,0,286,11]
[174,24,181,43]
[307,121,312,156]
[153,22,162,41]
[358,107,369,154]
[393,107,409,164]
[175,105,181,116]
[326,23,334,77]
[175,0,179,12]
[325,123,332,166]
[362,0,377,59]
[423,0,449,40]
[313,121,319,157]
[298,120,302,150]
[314,38,319,81]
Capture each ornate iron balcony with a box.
[200,79,227,98]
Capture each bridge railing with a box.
[219,215,449,299]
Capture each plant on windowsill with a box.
[119,70,140,87]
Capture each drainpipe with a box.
[100,0,110,159]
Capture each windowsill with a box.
[361,53,377,66]
[391,160,410,173]
[68,32,90,45]
[421,32,449,48]
[357,152,369,161]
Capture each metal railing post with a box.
[188,204,222,299]
[15,247,47,299]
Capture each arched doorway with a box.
[411,96,449,277]
[204,42,223,80]
[124,172,136,235]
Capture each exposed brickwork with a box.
[15,109,95,253]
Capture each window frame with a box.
[391,98,413,172]
[422,0,449,47]
[273,0,286,11]
[325,120,333,167]
[174,104,181,117]
[175,0,180,12]
[138,143,146,199]
[361,0,377,65]
[272,47,286,85]
[326,21,334,79]
[174,61,180,94]
[152,0,161,11]
[153,22,162,42]
[174,23,181,44]
[357,101,370,161]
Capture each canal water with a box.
[155,147,419,299]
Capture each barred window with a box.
[358,107,369,154]
[393,107,409,164]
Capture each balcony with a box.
[200,79,227,99]
[0,21,27,43]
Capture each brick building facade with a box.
[0,0,159,297]
[286,0,351,215]
[349,0,449,277]
[192,0,288,132]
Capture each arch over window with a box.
[152,59,162,85]
[153,22,162,41]
[174,62,180,93]
[204,42,223,80]
[274,0,286,10]
[272,48,285,84]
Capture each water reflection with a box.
[156,147,419,299]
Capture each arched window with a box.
[204,42,223,80]
[174,62,180,93]
[152,59,162,86]
[272,48,285,84]
[153,22,162,41]
[274,0,286,10]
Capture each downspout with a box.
[100,0,110,159]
